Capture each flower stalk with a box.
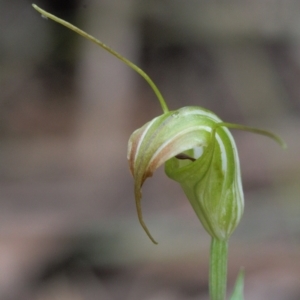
[210,238,228,300]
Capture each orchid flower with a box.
[128,106,243,243]
[32,5,286,299]
[128,106,284,244]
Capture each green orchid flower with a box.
[32,5,286,299]
[128,106,243,243]
[127,106,284,300]
[128,106,284,244]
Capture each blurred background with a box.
[1,0,300,299]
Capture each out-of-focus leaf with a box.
[230,270,244,300]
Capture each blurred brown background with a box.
[1,0,300,299]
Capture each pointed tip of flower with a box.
[280,140,287,149]
[135,185,158,245]
[145,229,158,245]
[138,215,158,244]
[219,122,287,149]
[137,204,158,244]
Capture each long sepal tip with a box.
[219,122,287,149]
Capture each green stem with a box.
[32,4,169,114]
[209,238,228,300]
